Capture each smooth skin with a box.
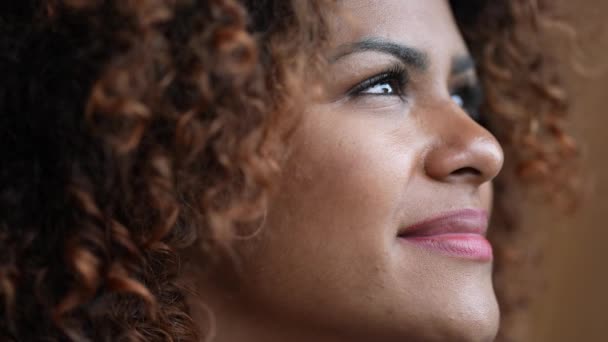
[194,1,504,341]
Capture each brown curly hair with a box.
[0,0,578,341]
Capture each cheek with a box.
[274,112,415,246]
[237,111,416,311]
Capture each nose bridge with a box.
[422,100,504,185]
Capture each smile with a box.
[397,209,493,261]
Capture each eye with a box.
[348,65,408,98]
[451,83,484,123]
[451,93,464,107]
[360,79,400,95]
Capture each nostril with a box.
[451,167,482,177]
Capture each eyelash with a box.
[347,64,409,98]
[346,65,485,125]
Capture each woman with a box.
[0,0,578,341]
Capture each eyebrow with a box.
[331,38,429,71]
[451,55,475,75]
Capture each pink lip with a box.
[397,209,492,261]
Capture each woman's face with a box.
[235,0,503,341]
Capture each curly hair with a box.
[0,0,578,341]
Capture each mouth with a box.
[397,208,492,261]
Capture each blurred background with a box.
[528,0,608,341]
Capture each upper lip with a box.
[397,208,489,238]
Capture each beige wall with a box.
[529,1,608,341]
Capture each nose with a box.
[423,101,504,186]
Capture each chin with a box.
[384,276,501,342]
[432,297,500,342]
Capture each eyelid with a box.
[346,64,409,98]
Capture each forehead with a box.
[331,0,469,68]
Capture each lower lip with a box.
[398,233,493,261]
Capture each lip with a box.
[397,209,492,261]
